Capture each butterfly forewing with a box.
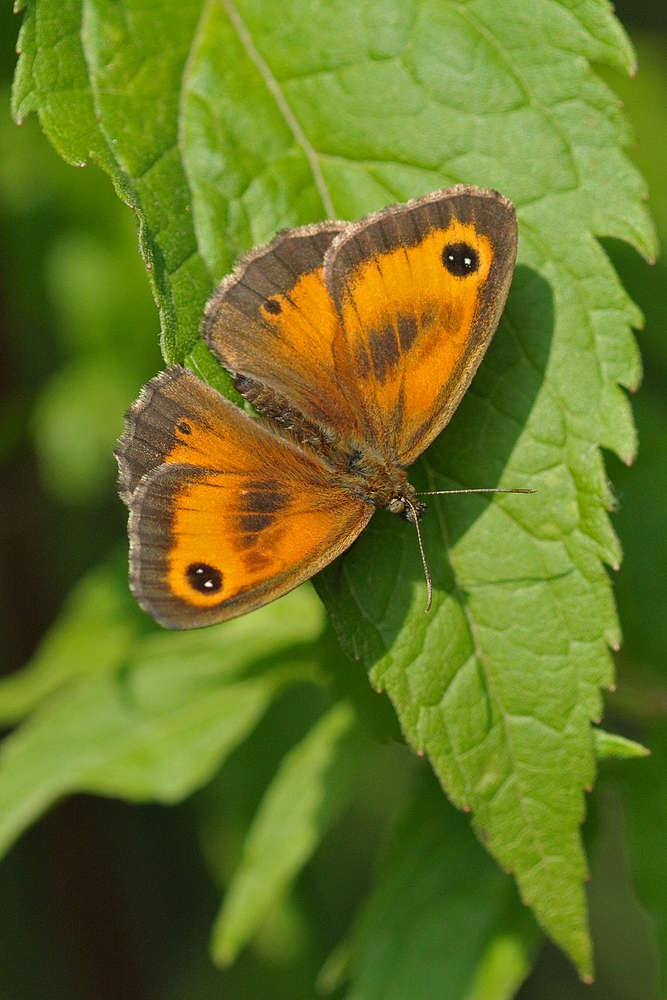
[324,186,518,465]
[201,223,366,442]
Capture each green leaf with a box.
[0,557,142,726]
[464,932,536,1000]
[277,2,656,974]
[0,668,297,861]
[180,0,332,282]
[594,729,649,760]
[0,583,325,861]
[343,774,539,1000]
[81,0,215,362]
[211,701,363,966]
[126,581,325,712]
[13,0,657,977]
[11,0,115,170]
[12,0,216,369]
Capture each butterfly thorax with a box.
[234,372,426,521]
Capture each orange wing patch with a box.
[162,468,368,615]
[337,221,493,455]
[121,368,372,628]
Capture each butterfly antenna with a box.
[404,498,433,614]
[418,488,536,496]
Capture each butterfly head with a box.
[386,494,427,523]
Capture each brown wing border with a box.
[200,219,347,348]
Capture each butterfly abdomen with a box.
[233,372,337,451]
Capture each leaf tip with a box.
[211,942,235,970]
[582,972,595,985]
[608,683,616,693]
[594,728,650,759]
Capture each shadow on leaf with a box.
[315,264,555,668]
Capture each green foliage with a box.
[593,729,649,760]
[595,35,667,998]
[12,0,214,368]
[0,556,146,725]
[212,701,364,966]
[340,773,539,1000]
[4,0,660,992]
[0,583,324,858]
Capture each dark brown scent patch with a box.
[186,563,223,594]
[239,513,273,534]
[442,243,480,277]
[396,312,418,352]
[177,420,192,435]
[264,297,282,314]
[368,322,400,383]
[241,481,289,515]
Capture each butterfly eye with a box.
[177,420,192,435]
[264,297,282,314]
[186,563,223,594]
[442,242,480,277]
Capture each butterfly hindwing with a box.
[117,368,372,628]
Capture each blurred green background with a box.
[1,3,666,997]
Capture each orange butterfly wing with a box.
[325,186,518,465]
[201,223,367,443]
[116,368,372,628]
[201,188,517,469]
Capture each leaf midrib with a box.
[220,0,336,219]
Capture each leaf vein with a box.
[220,0,336,219]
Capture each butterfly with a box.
[116,185,525,629]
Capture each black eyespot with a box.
[442,242,480,277]
[177,420,192,435]
[186,563,223,594]
[264,298,282,314]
